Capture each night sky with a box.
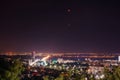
[0,0,120,53]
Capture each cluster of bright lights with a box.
[29,55,50,66]
[57,58,75,63]
[41,55,50,61]
[29,59,40,66]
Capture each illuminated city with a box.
[0,51,120,80]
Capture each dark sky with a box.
[0,0,120,53]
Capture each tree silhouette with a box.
[103,66,120,80]
[0,59,24,80]
[113,66,120,80]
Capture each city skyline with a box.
[0,0,120,53]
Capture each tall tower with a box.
[118,56,120,62]
[32,51,36,60]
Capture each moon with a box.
[67,8,71,13]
